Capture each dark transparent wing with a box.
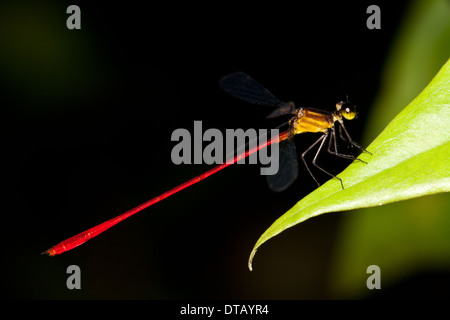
[220,72,285,107]
[266,139,299,192]
[266,101,297,118]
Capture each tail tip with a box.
[41,248,56,256]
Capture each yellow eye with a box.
[342,105,356,120]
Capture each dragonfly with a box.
[43,72,370,256]
[220,72,371,192]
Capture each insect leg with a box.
[311,132,345,189]
[301,134,326,187]
[339,122,372,155]
[328,127,365,162]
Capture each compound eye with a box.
[342,104,356,120]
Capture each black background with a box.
[3,1,411,299]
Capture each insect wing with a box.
[266,139,298,192]
[266,101,296,118]
[220,72,284,107]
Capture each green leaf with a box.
[330,0,450,298]
[248,57,450,271]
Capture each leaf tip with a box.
[248,249,257,271]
